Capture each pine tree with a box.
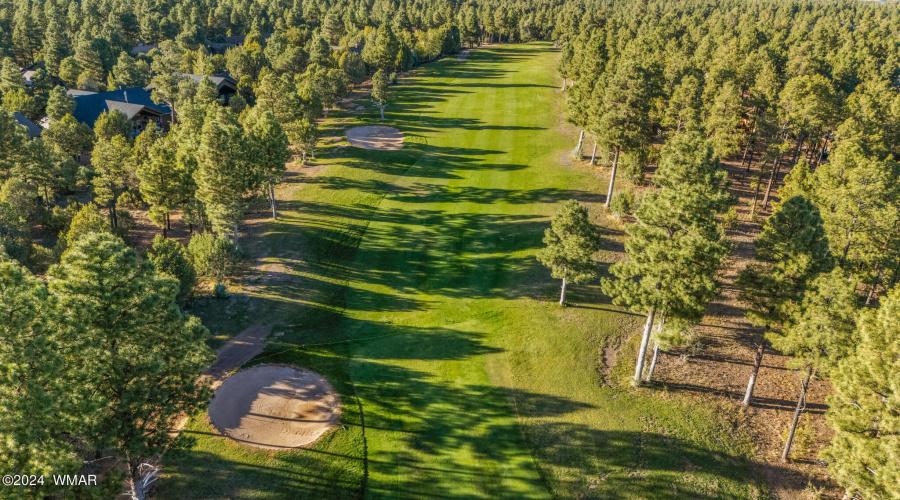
[0,57,25,95]
[194,107,258,247]
[93,110,132,141]
[0,258,79,500]
[814,143,900,301]
[372,68,390,121]
[112,51,145,88]
[536,200,602,306]
[595,59,652,207]
[136,134,192,237]
[49,233,214,487]
[602,132,732,384]
[74,36,104,83]
[736,195,834,405]
[91,135,133,229]
[243,107,290,220]
[775,269,859,461]
[824,287,900,499]
[43,14,68,75]
[703,81,744,158]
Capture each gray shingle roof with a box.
[13,112,42,138]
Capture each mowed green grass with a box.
[161,43,766,499]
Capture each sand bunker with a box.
[208,364,339,450]
[346,125,405,151]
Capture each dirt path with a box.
[203,324,273,389]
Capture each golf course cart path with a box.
[203,324,273,389]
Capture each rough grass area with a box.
[160,43,770,499]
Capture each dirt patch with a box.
[346,125,405,151]
[208,364,340,450]
[458,49,471,61]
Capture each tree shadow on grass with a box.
[167,348,777,499]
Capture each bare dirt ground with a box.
[207,364,340,451]
[555,97,838,497]
[346,125,405,150]
[652,157,838,498]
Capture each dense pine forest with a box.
[0,0,899,498]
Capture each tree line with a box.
[541,0,900,497]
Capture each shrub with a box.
[117,190,145,210]
[570,144,583,162]
[187,233,238,285]
[609,189,637,218]
[212,283,230,299]
[721,206,740,230]
[147,235,197,306]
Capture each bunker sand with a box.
[208,364,340,450]
[346,125,405,151]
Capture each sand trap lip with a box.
[346,125,405,151]
[208,364,339,450]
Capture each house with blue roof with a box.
[68,87,172,134]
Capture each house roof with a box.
[72,87,170,128]
[13,112,42,138]
[67,89,98,96]
[132,43,158,55]
[176,73,238,92]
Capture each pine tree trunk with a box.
[270,185,277,221]
[561,78,566,91]
[559,276,567,306]
[233,222,239,249]
[739,139,752,169]
[743,342,765,406]
[605,148,620,208]
[380,106,385,121]
[645,344,660,382]
[815,135,830,168]
[644,314,666,382]
[634,307,656,384]
[782,367,814,462]
[790,134,804,166]
[762,153,784,210]
[576,130,585,151]
[590,142,598,165]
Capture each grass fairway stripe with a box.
[162,43,766,500]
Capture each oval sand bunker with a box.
[208,364,339,450]
[346,125,405,150]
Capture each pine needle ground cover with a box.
[161,43,767,500]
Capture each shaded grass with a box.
[161,44,771,499]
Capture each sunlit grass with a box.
[161,43,766,500]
